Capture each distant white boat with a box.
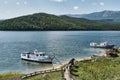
[21,50,53,63]
[90,42,114,49]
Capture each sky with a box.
[0,0,120,19]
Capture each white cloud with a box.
[73,6,79,10]
[4,1,8,4]
[81,0,85,2]
[23,1,27,5]
[16,2,20,5]
[50,0,66,2]
[99,2,104,6]
[92,2,105,6]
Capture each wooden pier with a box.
[3,68,61,80]
[62,58,76,80]
[3,59,77,80]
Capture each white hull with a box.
[21,58,52,63]
[90,42,114,49]
[21,50,53,63]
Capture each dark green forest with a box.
[0,13,120,31]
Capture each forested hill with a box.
[0,13,120,31]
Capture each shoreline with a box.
[54,49,106,69]
[77,49,106,61]
[0,49,106,74]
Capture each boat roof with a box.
[33,49,45,54]
[33,51,45,54]
[22,50,46,55]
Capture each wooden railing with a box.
[3,59,76,80]
[20,68,61,79]
[3,68,61,80]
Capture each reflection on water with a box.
[0,31,120,73]
[20,60,53,73]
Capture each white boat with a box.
[21,50,53,63]
[90,42,114,49]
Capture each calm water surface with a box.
[0,31,120,73]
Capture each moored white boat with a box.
[90,42,114,49]
[21,50,53,63]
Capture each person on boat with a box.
[27,54,30,58]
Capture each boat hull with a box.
[21,50,53,63]
[90,45,114,49]
[21,58,52,63]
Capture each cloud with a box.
[92,2,105,6]
[4,1,8,4]
[16,2,20,5]
[73,6,79,10]
[23,1,27,5]
[99,2,105,6]
[81,0,85,2]
[50,0,66,2]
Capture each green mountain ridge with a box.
[0,13,120,31]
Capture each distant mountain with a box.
[0,13,120,31]
[67,10,120,20]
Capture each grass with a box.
[0,72,22,79]
[1,56,120,80]
[0,71,62,80]
[1,49,120,80]
[71,52,120,80]
[23,71,62,80]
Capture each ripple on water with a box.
[0,31,120,73]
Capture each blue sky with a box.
[0,0,120,19]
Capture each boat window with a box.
[36,54,39,56]
[39,54,45,56]
[22,54,26,56]
[40,54,42,56]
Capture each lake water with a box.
[0,31,120,73]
